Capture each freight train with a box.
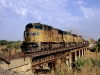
[21,22,88,53]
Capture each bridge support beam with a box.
[82,49,84,57]
[65,54,69,66]
[84,47,87,55]
[75,51,77,61]
[69,52,72,69]
[83,49,84,56]
[80,49,84,57]
[48,62,55,75]
[79,50,80,58]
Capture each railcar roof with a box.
[26,22,82,37]
[72,34,78,37]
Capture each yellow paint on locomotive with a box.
[43,28,63,43]
[24,28,43,43]
[77,36,83,42]
[67,34,73,42]
[24,27,57,43]
[63,32,74,43]
[52,28,58,42]
[23,22,83,44]
[72,34,83,43]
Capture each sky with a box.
[0,0,100,41]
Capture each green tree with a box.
[0,40,9,46]
[98,38,100,42]
[14,44,19,54]
[1,48,8,53]
[7,44,13,51]
[88,38,100,52]
[97,38,100,51]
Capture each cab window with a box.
[34,25,43,30]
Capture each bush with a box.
[90,58,100,68]
[74,57,88,70]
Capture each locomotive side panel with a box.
[77,35,83,45]
[52,28,58,42]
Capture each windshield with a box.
[34,25,43,30]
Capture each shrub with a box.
[74,57,88,70]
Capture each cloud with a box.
[15,7,27,16]
[79,5,100,28]
[77,0,86,5]
[80,6,99,18]
[0,0,12,7]
[0,0,100,40]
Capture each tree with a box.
[97,38,100,51]
[0,40,8,46]
[88,38,100,52]
[97,38,100,46]
[98,38,100,42]
[14,44,19,54]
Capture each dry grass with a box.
[73,62,100,75]
[72,50,100,75]
[0,45,22,57]
[54,50,100,75]
[84,50,99,59]
[0,46,6,52]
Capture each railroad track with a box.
[0,44,88,64]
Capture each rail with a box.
[0,44,88,64]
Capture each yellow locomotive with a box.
[21,22,84,52]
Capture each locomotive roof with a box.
[26,22,82,37]
[72,34,78,37]
[67,32,71,34]
[79,35,82,37]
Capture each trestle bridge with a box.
[0,44,88,74]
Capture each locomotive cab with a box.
[21,23,44,52]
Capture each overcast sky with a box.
[0,0,100,41]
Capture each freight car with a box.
[21,22,87,53]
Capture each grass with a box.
[0,45,22,57]
[54,50,100,75]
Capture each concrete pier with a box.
[0,57,32,74]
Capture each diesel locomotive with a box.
[21,22,88,53]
